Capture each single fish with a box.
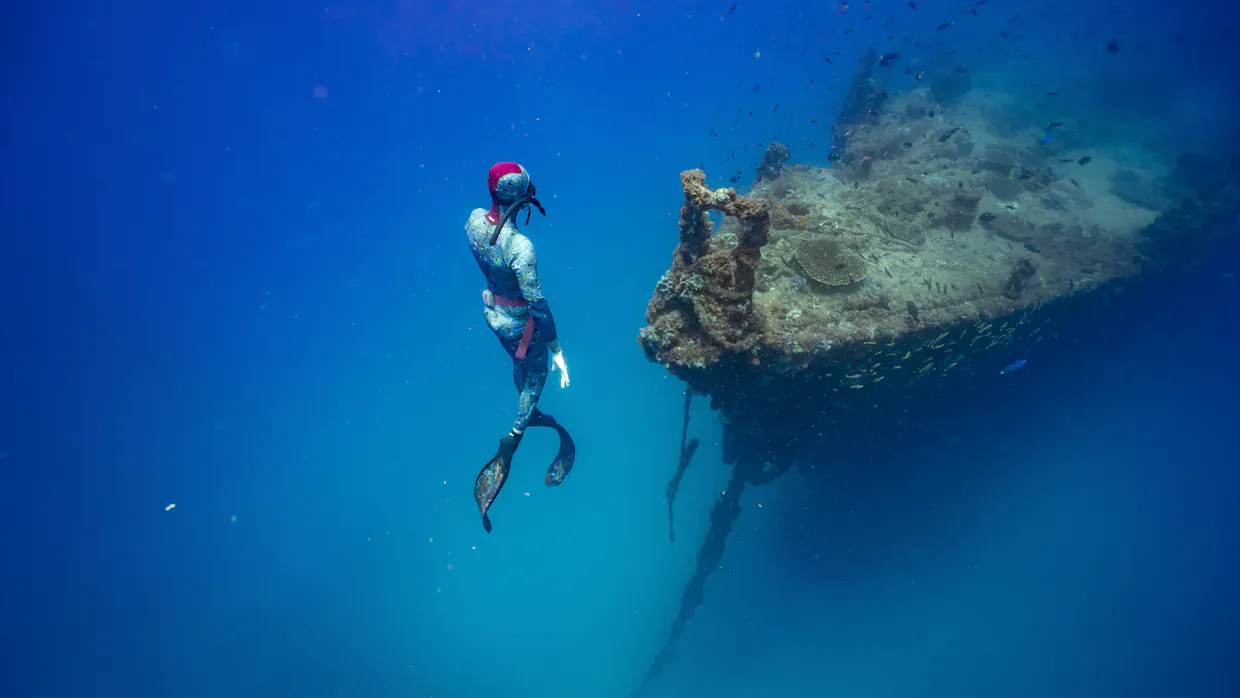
[939,126,962,142]
[1000,359,1027,375]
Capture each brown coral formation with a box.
[640,170,771,369]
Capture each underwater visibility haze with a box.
[2,1,1239,697]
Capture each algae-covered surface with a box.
[640,85,1232,399]
[761,90,1155,356]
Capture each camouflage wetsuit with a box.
[465,207,559,433]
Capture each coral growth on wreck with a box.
[794,237,868,287]
[640,84,1235,402]
[640,170,771,369]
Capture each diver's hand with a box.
[551,349,570,388]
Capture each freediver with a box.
[467,162,576,532]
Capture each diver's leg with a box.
[511,338,575,486]
[474,307,532,532]
[512,336,549,433]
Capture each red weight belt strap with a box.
[491,293,535,361]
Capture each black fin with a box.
[529,409,576,487]
[544,423,576,486]
[473,433,522,532]
[474,455,508,533]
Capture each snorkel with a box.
[488,187,547,246]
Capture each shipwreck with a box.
[631,72,1240,693]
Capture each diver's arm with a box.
[508,236,559,350]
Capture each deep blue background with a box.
[2,1,1238,697]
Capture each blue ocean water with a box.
[1,1,1238,697]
